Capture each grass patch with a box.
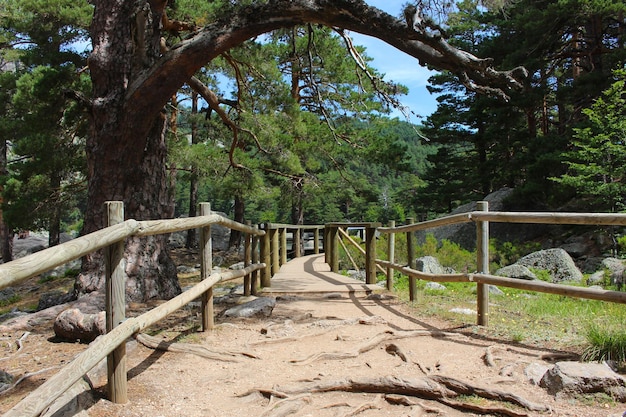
[392,274,626,350]
[582,323,626,366]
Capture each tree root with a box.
[135,333,259,362]
[243,375,550,416]
[290,329,467,365]
[0,366,60,395]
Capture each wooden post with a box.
[386,220,395,291]
[294,228,301,258]
[476,201,490,326]
[324,226,330,263]
[280,227,287,265]
[104,201,127,404]
[261,223,271,287]
[314,228,320,254]
[251,227,260,295]
[406,217,416,301]
[365,224,377,285]
[329,226,339,272]
[199,203,213,331]
[244,221,252,296]
[270,227,280,275]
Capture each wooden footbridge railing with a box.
[4,200,626,415]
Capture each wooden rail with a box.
[1,201,267,417]
[377,203,626,326]
[4,264,264,417]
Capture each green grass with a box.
[582,323,626,366]
[338,232,626,352]
[390,274,626,351]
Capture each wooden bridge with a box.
[260,253,379,296]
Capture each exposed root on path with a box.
[135,333,260,362]
[242,375,550,417]
[290,329,468,365]
[0,366,60,395]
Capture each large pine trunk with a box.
[76,0,179,301]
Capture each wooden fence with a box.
[376,201,626,327]
[5,200,626,415]
[1,201,267,417]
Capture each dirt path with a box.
[68,293,623,417]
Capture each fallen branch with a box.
[341,394,384,417]
[135,333,259,362]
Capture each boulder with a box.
[516,248,583,283]
[223,297,276,318]
[53,308,106,343]
[425,282,446,291]
[414,256,444,274]
[601,258,625,288]
[539,361,626,401]
[495,264,537,280]
[415,188,550,250]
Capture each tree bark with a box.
[78,0,179,301]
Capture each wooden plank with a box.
[386,220,395,291]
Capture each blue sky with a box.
[350,1,440,122]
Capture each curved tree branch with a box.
[123,0,528,143]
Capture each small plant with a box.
[582,324,626,366]
[529,268,552,282]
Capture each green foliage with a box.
[490,239,541,269]
[415,234,476,272]
[554,70,626,212]
[582,324,626,366]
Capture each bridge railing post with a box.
[251,225,260,295]
[386,220,395,290]
[476,201,490,326]
[365,223,379,285]
[314,228,320,254]
[294,228,302,258]
[261,223,271,287]
[105,201,127,404]
[279,227,287,266]
[270,226,280,276]
[244,220,252,296]
[327,225,339,272]
[406,217,416,301]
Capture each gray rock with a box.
[539,361,626,400]
[489,285,504,296]
[223,297,276,318]
[495,264,537,280]
[517,248,583,283]
[425,282,446,291]
[449,307,475,315]
[587,270,605,285]
[602,258,625,288]
[415,188,549,250]
[525,362,552,385]
[415,256,444,274]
